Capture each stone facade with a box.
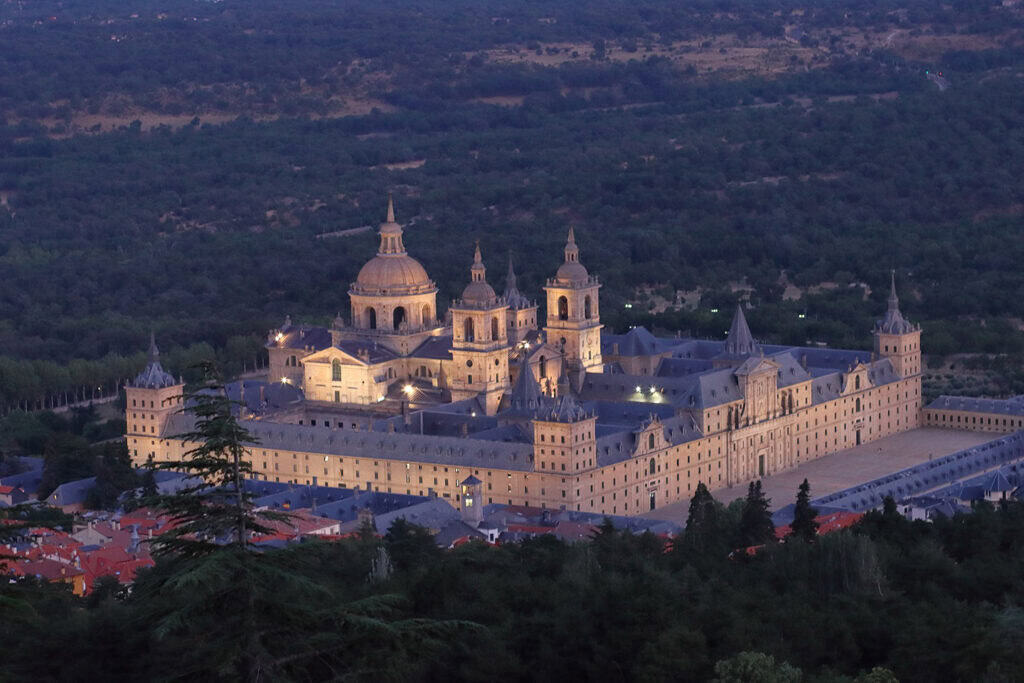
[127,200,927,516]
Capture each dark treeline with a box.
[6,494,1024,681]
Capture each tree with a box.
[712,651,802,683]
[681,483,721,555]
[738,481,775,547]
[140,364,462,680]
[788,479,819,543]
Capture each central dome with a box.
[355,254,432,293]
[350,195,435,295]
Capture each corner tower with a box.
[449,243,512,415]
[543,227,603,374]
[125,333,184,466]
[873,271,921,379]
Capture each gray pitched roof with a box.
[410,335,454,361]
[131,334,177,389]
[926,395,1024,417]
[163,411,539,472]
[267,322,332,351]
[722,305,759,357]
[605,327,663,357]
[503,254,532,310]
[507,362,546,414]
[875,272,917,335]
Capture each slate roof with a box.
[130,334,177,389]
[604,327,664,357]
[48,477,97,506]
[721,305,759,358]
[225,380,305,415]
[371,497,461,534]
[165,411,538,472]
[926,395,1024,417]
[506,361,547,414]
[410,335,454,361]
[503,254,533,310]
[267,321,332,351]
[875,273,917,335]
[813,431,1024,512]
[335,340,398,364]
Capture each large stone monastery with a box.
[126,198,924,515]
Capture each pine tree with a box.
[680,483,722,556]
[148,364,279,556]
[138,364,465,680]
[789,478,819,542]
[738,480,775,547]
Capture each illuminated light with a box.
[377,395,385,402]
[403,384,415,397]
[710,308,719,313]
[635,385,642,393]
[471,411,477,417]
[274,332,284,343]
[624,303,633,309]
[798,313,806,319]
[280,377,290,385]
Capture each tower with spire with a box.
[448,242,512,415]
[125,333,185,467]
[503,252,538,344]
[873,271,921,379]
[543,227,603,375]
[713,304,761,368]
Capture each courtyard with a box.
[646,427,1000,525]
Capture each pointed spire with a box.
[148,330,159,362]
[506,252,517,287]
[469,240,487,283]
[564,226,579,263]
[888,269,899,311]
[724,304,758,357]
[509,362,543,410]
[377,194,405,255]
[876,270,915,334]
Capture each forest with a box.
[5,488,1024,681]
[2,0,1024,409]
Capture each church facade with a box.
[127,198,923,516]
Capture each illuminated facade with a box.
[128,199,925,515]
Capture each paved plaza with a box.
[646,428,999,525]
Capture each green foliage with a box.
[713,651,802,683]
[148,366,279,556]
[739,480,775,548]
[789,478,819,543]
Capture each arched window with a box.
[491,316,499,340]
[393,306,406,331]
[422,304,432,326]
[648,434,655,450]
[387,367,395,379]
[332,359,341,381]
[367,308,377,330]
[584,295,592,319]
[558,296,569,320]
[539,356,547,379]
[464,318,475,342]
[649,457,656,475]
[856,397,861,412]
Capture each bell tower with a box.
[543,227,603,374]
[449,243,511,415]
[873,271,921,379]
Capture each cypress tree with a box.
[680,482,722,556]
[789,478,819,542]
[738,480,775,547]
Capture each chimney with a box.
[612,343,619,355]
[259,384,265,406]
[460,422,469,438]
